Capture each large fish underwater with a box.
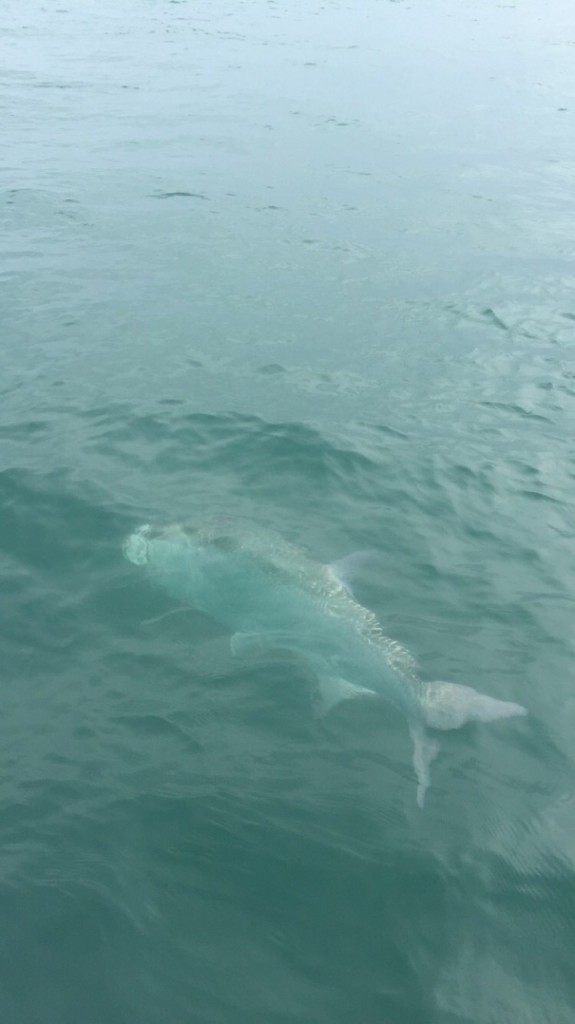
[123,520,527,806]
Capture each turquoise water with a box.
[2,0,575,1020]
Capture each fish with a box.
[123,520,527,806]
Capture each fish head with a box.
[123,520,245,611]
[123,522,193,565]
[123,521,213,599]
[123,522,154,566]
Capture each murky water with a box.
[2,1,575,1020]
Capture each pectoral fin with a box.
[421,681,527,731]
[230,630,303,658]
[230,632,267,658]
[315,676,377,717]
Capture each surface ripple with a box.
[2,0,575,1020]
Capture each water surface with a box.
[2,1,575,1021]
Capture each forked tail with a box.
[412,680,527,807]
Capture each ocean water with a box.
[2,0,575,1020]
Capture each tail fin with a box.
[420,681,527,731]
[411,682,526,808]
[409,724,440,808]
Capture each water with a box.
[2,0,575,1020]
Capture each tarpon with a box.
[123,520,527,806]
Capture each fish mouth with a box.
[123,521,197,565]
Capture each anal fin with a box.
[316,676,377,717]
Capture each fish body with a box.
[124,520,527,805]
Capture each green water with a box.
[2,0,575,1020]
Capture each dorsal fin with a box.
[327,550,380,594]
